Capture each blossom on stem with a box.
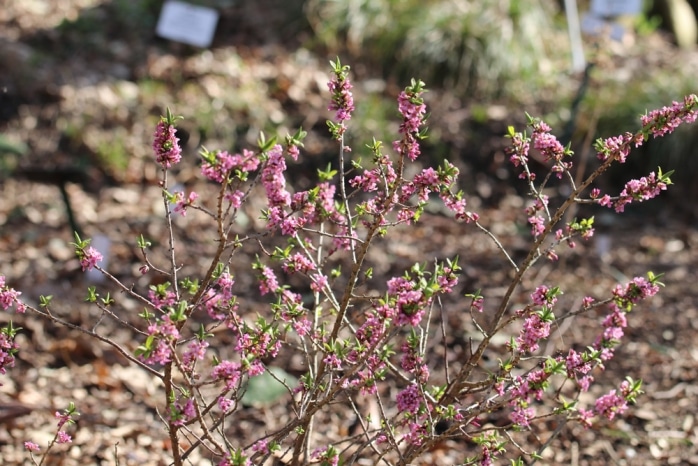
[182,339,209,373]
[257,265,279,296]
[201,149,260,183]
[311,446,340,466]
[594,387,628,420]
[169,396,196,426]
[510,404,535,429]
[612,275,661,309]
[261,144,294,232]
[212,360,242,391]
[531,120,572,178]
[79,246,103,272]
[153,112,182,168]
[0,329,19,378]
[396,384,422,414]
[138,315,180,365]
[393,79,427,162]
[596,132,636,163]
[24,441,40,452]
[610,171,669,213]
[565,348,594,391]
[56,431,72,444]
[641,94,698,138]
[252,439,270,454]
[0,277,25,313]
[172,190,199,216]
[516,312,552,354]
[327,59,354,126]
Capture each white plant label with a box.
[581,13,626,41]
[590,0,642,17]
[156,1,219,48]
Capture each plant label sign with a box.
[156,0,219,48]
[590,0,642,17]
[581,13,626,41]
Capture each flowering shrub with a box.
[1,57,697,465]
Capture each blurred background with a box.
[1,0,697,213]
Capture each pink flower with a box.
[252,439,270,454]
[173,191,198,216]
[153,120,182,168]
[56,430,72,444]
[79,246,103,271]
[596,132,634,163]
[258,266,279,295]
[24,441,40,452]
[262,146,290,205]
[225,190,245,208]
[212,360,242,390]
[0,280,23,313]
[310,273,328,293]
[396,384,421,414]
[578,408,594,428]
[516,313,551,354]
[0,331,18,377]
[217,396,234,412]
[641,94,698,138]
[594,389,628,420]
[510,405,535,428]
[55,410,71,429]
[282,252,316,274]
[202,149,260,183]
[182,339,209,373]
[328,62,355,124]
[611,172,668,213]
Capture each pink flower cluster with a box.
[212,360,242,391]
[393,82,427,162]
[311,446,339,466]
[400,341,429,383]
[0,276,25,313]
[169,396,196,426]
[140,315,181,365]
[514,285,557,354]
[525,195,549,238]
[612,275,661,309]
[600,171,669,213]
[507,117,572,181]
[594,379,634,420]
[327,65,354,124]
[172,190,198,216]
[565,348,594,391]
[182,339,209,374]
[148,286,177,310]
[641,94,698,138]
[531,120,571,178]
[396,383,422,414]
[377,276,428,327]
[79,246,103,271]
[201,149,260,184]
[595,132,638,163]
[153,119,182,168]
[0,328,19,379]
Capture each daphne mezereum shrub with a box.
[1,58,697,465]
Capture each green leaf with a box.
[257,131,277,152]
[318,163,338,181]
[241,366,298,407]
[39,295,53,307]
[0,135,28,156]
[137,234,151,249]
